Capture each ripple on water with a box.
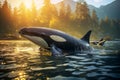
[0,40,120,80]
[102,73,120,78]
[45,61,54,64]
[86,72,99,77]
[80,66,97,72]
[80,59,91,62]
[98,68,111,72]
[0,73,9,78]
[66,56,85,60]
[69,61,77,64]
[50,76,87,80]
[56,63,68,67]
[31,67,57,71]
[78,62,97,65]
[8,71,21,78]
[0,64,27,70]
[67,63,82,68]
[65,68,76,72]
[72,71,85,76]
[87,71,120,79]
[101,66,119,69]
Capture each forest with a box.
[0,0,120,40]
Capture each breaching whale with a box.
[19,27,93,56]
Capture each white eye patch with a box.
[50,35,66,42]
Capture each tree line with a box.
[0,0,119,39]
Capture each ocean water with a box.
[0,40,120,80]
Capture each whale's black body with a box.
[19,27,93,56]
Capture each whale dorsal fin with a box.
[81,30,92,44]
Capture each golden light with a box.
[23,0,63,8]
[24,0,32,9]
[5,0,63,9]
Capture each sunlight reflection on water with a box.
[0,40,120,80]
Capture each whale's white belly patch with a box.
[50,35,66,42]
[24,35,48,48]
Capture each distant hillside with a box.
[90,0,120,19]
[56,0,76,12]
[57,0,120,20]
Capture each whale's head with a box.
[19,27,49,37]
[19,27,53,48]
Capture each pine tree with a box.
[104,16,109,23]
[2,0,11,20]
[12,7,19,29]
[59,1,66,19]
[51,4,58,17]
[0,1,2,36]
[31,0,37,25]
[0,0,12,35]
[31,0,37,16]
[0,1,2,18]
[91,10,98,30]
[19,2,27,26]
[82,2,89,18]
[65,4,71,20]
[75,2,90,22]
[40,0,51,26]
[91,10,98,23]
[0,1,2,8]
[40,0,58,26]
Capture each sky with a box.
[0,0,115,8]
[84,0,115,7]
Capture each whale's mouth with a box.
[19,28,30,35]
[19,28,37,37]
[19,28,47,37]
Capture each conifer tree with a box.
[75,2,90,22]
[19,2,27,26]
[31,0,37,25]
[0,0,12,34]
[65,4,71,20]
[59,1,66,19]
[91,10,98,23]
[40,0,58,26]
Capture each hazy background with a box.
[0,0,120,40]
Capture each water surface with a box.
[0,40,120,80]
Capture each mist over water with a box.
[0,40,120,80]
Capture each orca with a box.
[19,27,93,56]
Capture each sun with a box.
[24,0,32,9]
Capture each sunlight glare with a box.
[24,1,32,9]
[20,0,44,9]
[23,0,63,9]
